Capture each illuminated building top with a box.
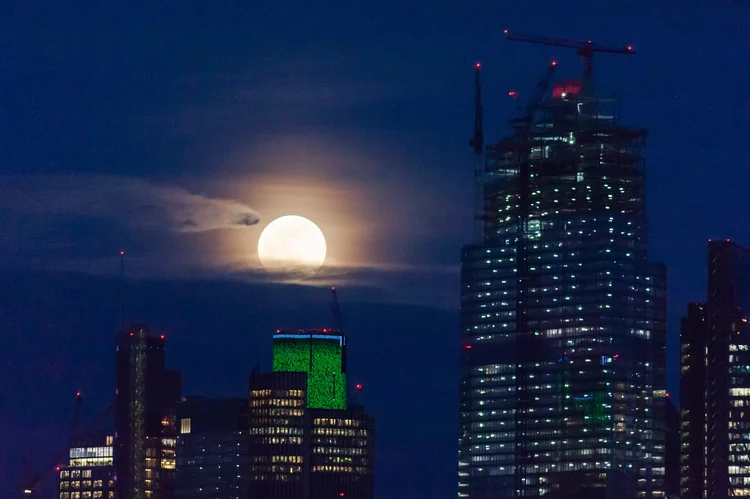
[272,329,347,410]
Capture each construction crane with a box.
[18,397,115,498]
[331,286,341,333]
[468,62,484,243]
[504,30,635,93]
[18,392,83,498]
[511,60,558,133]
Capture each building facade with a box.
[679,302,707,499]
[114,325,181,499]
[58,433,115,499]
[272,329,347,410]
[248,329,374,499]
[705,241,750,498]
[309,406,374,499]
[458,73,667,498]
[664,398,680,499]
[248,371,308,499]
[175,396,250,499]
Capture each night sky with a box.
[2,2,750,498]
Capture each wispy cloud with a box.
[0,175,259,232]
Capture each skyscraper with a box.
[679,302,707,499]
[458,65,667,498]
[248,329,374,499]
[248,371,308,499]
[115,325,181,499]
[705,240,750,498]
[175,396,250,499]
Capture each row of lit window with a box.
[60,480,103,490]
[255,436,303,445]
[313,418,361,428]
[271,455,303,463]
[312,447,366,455]
[250,427,303,435]
[253,408,304,417]
[60,470,90,479]
[252,398,304,407]
[59,492,111,499]
[312,428,367,437]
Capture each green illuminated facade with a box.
[272,330,347,410]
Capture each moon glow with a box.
[257,215,327,277]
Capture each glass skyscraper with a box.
[458,76,666,498]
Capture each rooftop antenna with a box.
[119,250,124,333]
[469,62,484,243]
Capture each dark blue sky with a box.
[2,2,749,498]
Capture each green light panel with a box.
[273,337,346,410]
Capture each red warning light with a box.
[340,494,345,497]
[508,91,518,98]
[120,250,124,255]
[551,61,557,66]
[504,29,509,35]
[666,392,671,398]
[613,354,619,359]
[475,62,481,68]
[56,466,61,471]
[355,384,363,391]
[76,392,81,397]
[627,46,633,51]
[160,335,165,340]
[465,345,472,349]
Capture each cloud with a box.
[0,175,259,232]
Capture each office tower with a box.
[115,325,181,499]
[679,302,707,499]
[248,329,374,499]
[459,64,666,497]
[705,240,750,498]
[272,329,347,410]
[308,405,374,499]
[58,433,115,499]
[664,397,680,499]
[175,396,250,499]
[248,371,308,499]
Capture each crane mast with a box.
[469,63,484,243]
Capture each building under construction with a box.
[115,325,181,499]
[458,33,666,498]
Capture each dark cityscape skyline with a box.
[3,2,750,499]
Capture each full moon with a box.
[257,215,327,277]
